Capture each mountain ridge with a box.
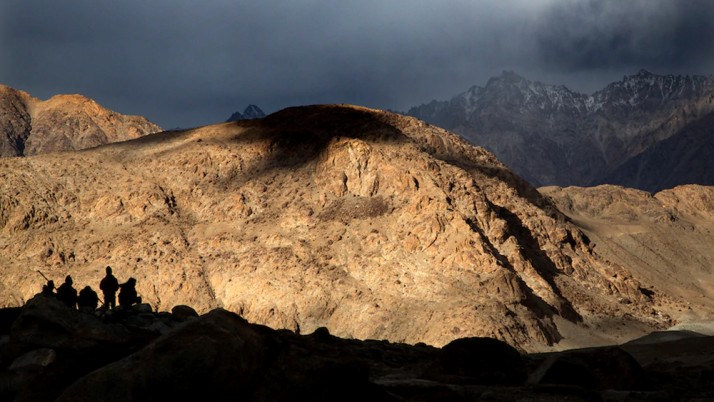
[407,70,714,188]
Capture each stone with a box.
[171,305,198,321]
[423,337,526,385]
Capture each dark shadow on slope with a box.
[490,203,582,323]
[465,218,564,345]
[218,105,409,187]
[452,156,567,221]
[242,105,408,163]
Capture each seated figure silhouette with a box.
[99,266,119,309]
[56,275,78,309]
[77,286,99,313]
[41,280,55,296]
[118,278,141,308]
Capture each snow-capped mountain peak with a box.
[406,70,714,189]
[592,71,712,112]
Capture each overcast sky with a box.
[2,0,714,128]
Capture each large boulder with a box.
[422,337,526,385]
[171,305,198,321]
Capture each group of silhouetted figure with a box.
[40,266,141,312]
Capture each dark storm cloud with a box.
[1,1,713,128]
[1,0,543,127]
[534,0,714,73]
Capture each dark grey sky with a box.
[2,0,714,128]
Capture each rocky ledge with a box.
[1,296,713,401]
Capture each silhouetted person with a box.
[56,275,78,309]
[99,266,119,309]
[77,286,99,313]
[41,280,55,296]
[118,277,141,308]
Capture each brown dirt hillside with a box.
[0,84,160,156]
[541,185,714,331]
[0,105,681,351]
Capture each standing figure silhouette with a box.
[56,275,78,309]
[99,266,119,309]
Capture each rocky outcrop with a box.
[0,105,684,351]
[0,86,33,156]
[0,84,161,157]
[407,70,714,189]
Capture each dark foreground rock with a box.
[1,296,714,401]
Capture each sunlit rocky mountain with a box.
[0,84,161,157]
[2,94,714,400]
[3,103,714,355]
[407,70,714,190]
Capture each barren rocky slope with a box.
[0,105,692,351]
[541,184,714,330]
[0,84,160,157]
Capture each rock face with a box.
[407,70,714,188]
[0,104,691,351]
[0,84,161,157]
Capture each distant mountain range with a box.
[226,105,266,122]
[407,70,714,192]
